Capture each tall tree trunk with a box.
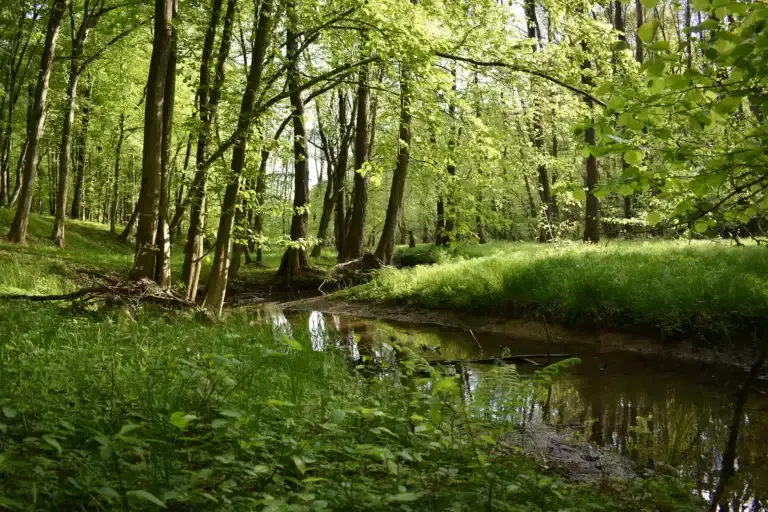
[8,0,66,243]
[310,168,336,258]
[276,1,312,285]
[70,80,92,220]
[310,107,337,259]
[110,114,125,233]
[526,0,554,242]
[52,61,82,246]
[343,60,371,261]
[375,65,411,264]
[253,148,268,266]
[581,24,600,243]
[635,0,644,64]
[334,91,350,260]
[203,0,273,315]
[183,0,234,301]
[155,27,176,289]
[130,0,174,279]
[436,69,458,247]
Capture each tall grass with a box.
[352,241,768,344]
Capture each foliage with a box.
[0,301,703,511]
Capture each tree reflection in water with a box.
[266,308,768,511]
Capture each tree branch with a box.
[434,50,607,107]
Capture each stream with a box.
[256,304,768,511]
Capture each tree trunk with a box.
[8,0,66,243]
[253,149,268,266]
[118,199,139,242]
[310,169,335,258]
[52,62,82,246]
[183,0,234,300]
[342,60,371,261]
[334,91,350,260]
[635,0,644,64]
[155,27,176,289]
[203,0,273,315]
[375,65,411,265]
[130,0,174,279]
[110,114,125,233]
[276,2,312,285]
[581,29,600,243]
[70,80,92,220]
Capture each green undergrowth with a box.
[351,240,768,345]
[0,208,335,296]
[0,302,701,511]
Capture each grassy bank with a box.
[351,241,768,345]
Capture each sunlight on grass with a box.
[352,240,768,344]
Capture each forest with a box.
[0,0,767,509]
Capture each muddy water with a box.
[256,305,768,511]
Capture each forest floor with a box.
[0,209,706,510]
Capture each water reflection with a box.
[261,307,768,511]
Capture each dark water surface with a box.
[256,305,768,511]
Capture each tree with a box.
[375,64,411,264]
[8,0,68,243]
[342,59,371,260]
[129,0,174,280]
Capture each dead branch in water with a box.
[429,354,572,366]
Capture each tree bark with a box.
[110,114,125,233]
[343,59,371,260]
[334,91,350,260]
[8,0,66,243]
[130,0,174,279]
[203,0,273,315]
[253,148,268,265]
[375,65,411,264]
[276,1,312,285]
[155,26,176,289]
[70,80,92,220]
[581,25,600,243]
[183,0,235,301]
[310,106,336,259]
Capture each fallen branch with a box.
[429,354,572,365]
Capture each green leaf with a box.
[169,412,197,430]
[117,423,141,437]
[42,435,62,455]
[293,455,307,474]
[282,337,304,351]
[640,0,659,9]
[3,406,17,419]
[646,212,662,226]
[98,487,121,501]
[388,492,424,502]
[330,409,346,424]
[573,187,586,202]
[691,0,710,10]
[639,20,660,43]
[624,150,644,165]
[694,221,709,233]
[127,490,167,508]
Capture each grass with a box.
[354,240,768,345]
[0,210,703,510]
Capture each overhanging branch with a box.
[435,50,606,108]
